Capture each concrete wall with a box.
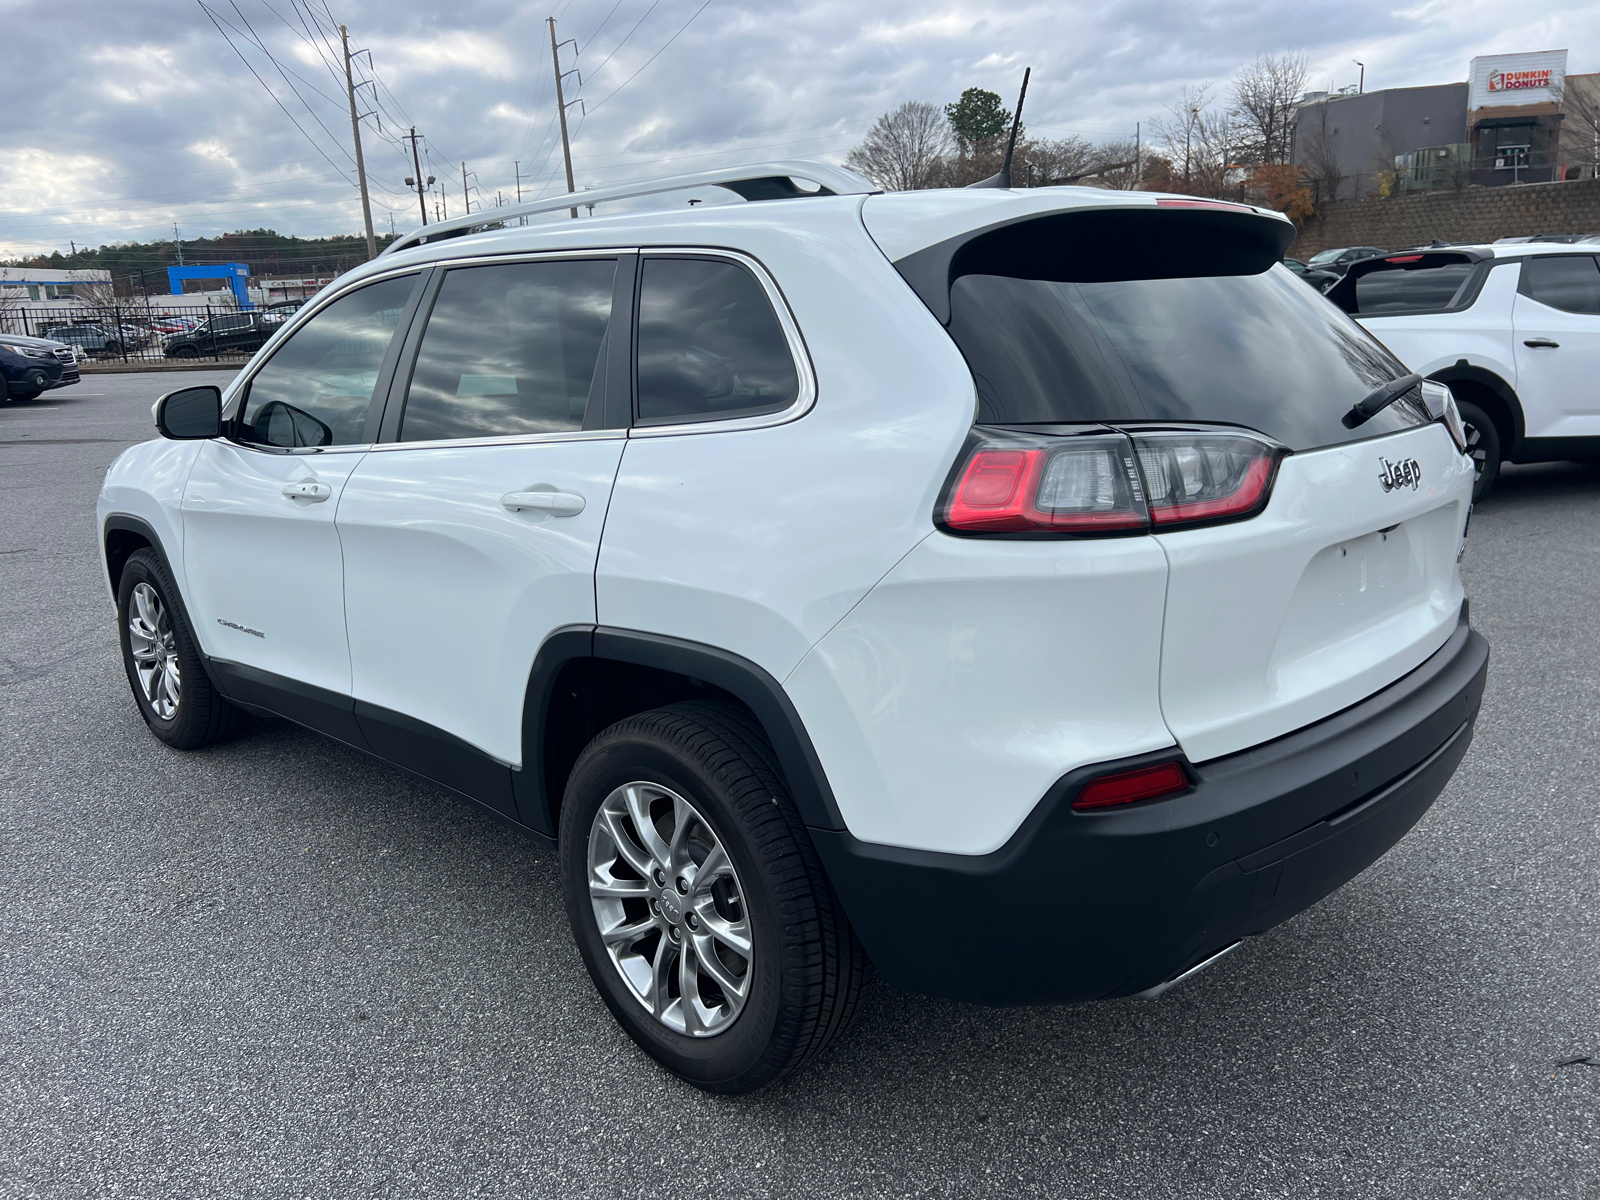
[1291,84,1469,201]
[1286,174,1600,257]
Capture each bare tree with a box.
[1555,76,1600,180]
[1150,84,1240,196]
[845,101,952,191]
[1298,100,1344,204]
[1369,124,1410,197]
[1087,138,1142,189]
[1022,134,1097,185]
[1231,53,1308,166]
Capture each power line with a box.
[197,1,357,186]
[584,0,713,116]
[582,0,661,87]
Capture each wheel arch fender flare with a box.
[103,513,174,598]
[102,513,223,692]
[1426,362,1524,458]
[516,626,847,839]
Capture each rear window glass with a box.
[1353,262,1475,314]
[1521,255,1600,314]
[946,264,1429,452]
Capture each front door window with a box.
[237,275,417,447]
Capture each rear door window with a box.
[1352,262,1476,314]
[399,258,617,442]
[1520,255,1600,314]
[635,257,799,425]
[945,265,1428,452]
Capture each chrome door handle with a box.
[501,489,585,516]
[1523,338,1560,348]
[282,481,332,502]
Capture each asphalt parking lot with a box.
[2,370,1597,1199]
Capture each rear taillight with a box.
[1134,431,1281,530]
[943,435,1147,534]
[1072,761,1190,811]
[940,427,1284,537]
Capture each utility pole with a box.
[514,161,522,202]
[462,163,470,213]
[1134,122,1140,190]
[341,24,377,259]
[549,17,579,219]
[403,128,430,225]
[173,223,184,267]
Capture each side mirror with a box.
[153,385,222,440]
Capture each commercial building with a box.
[1290,83,1467,201]
[1290,50,1600,200]
[0,266,113,310]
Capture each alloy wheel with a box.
[587,781,753,1037]
[127,582,181,720]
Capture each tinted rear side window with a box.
[1353,262,1475,314]
[946,265,1428,452]
[1521,255,1600,314]
[635,257,798,425]
[400,258,616,442]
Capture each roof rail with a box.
[381,159,879,257]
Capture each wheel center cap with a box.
[658,889,683,924]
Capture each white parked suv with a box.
[1329,243,1600,498]
[98,162,1490,1093]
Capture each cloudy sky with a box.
[4,0,1597,259]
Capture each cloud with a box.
[2,0,1598,258]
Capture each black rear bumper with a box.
[812,610,1489,1005]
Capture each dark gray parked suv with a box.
[163,312,273,359]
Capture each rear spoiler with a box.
[1325,249,1492,313]
[892,203,1295,325]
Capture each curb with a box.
[76,361,245,375]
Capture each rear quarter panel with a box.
[595,208,976,680]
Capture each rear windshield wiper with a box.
[1343,373,1423,429]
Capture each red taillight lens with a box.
[1133,431,1282,529]
[944,435,1148,534]
[1072,761,1190,811]
[940,427,1283,538]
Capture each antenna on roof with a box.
[968,67,1031,190]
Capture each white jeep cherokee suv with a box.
[99,162,1489,1093]
[1327,242,1600,498]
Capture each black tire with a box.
[169,345,199,360]
[560,700,866,1094]
[3,376,42,402]
[116,548,243,749]
[1456,400,1501,502]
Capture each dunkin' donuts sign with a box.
[1489,68,1551,92]
[1470,50,1567,109]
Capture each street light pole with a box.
[1354,60,1365,94]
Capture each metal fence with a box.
[0,302,287,366]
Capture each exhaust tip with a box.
[1133,941,1243,1000]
